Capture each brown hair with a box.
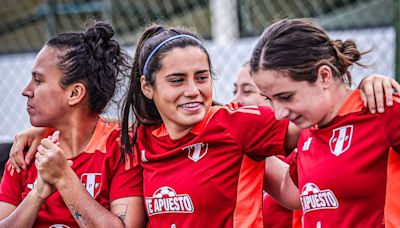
[250,18,366,86]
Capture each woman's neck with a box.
[318,85,352,127]
[164,122,194,140]
[55,113,99,158]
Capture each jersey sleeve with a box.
[381,94,400,153]
[106,130,143,202]
[0,160,23,206]
[222,103,289,160]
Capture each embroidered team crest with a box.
[182,142,208,162]
[81,173,102,197]
[329,125,353,156]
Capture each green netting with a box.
[0,0,396,142]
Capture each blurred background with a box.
[1,0,399,143]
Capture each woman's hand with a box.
[35,132,72,186]
[359,75,400,113]
[9,127,51,173]
[32,174,56,202]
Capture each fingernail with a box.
[16,168,21,173]
[388,100,393,106]
[371,109,376,114]
[378,107,384,113]
[22,165,26,170]
[26,159,30,165]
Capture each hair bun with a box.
[84,21,114,47]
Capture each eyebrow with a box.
[195,69,210,74]
[241,83,256,87]
[272,91,292,97]
[259,91,291,98]
[165,73,186,77]
[32,71,43,78]
[165,69,210,77]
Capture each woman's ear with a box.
[141,75,153,100]
[67,82,86,106]
[317,65,334,89]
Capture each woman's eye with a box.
[280,94,293,101]
[243,89,256,94]
[170,78,183,84]
[34,77,41,84]
[195,75,209,82]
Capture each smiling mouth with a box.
[179,102,202,108]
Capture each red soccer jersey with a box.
[296,90,400,227]
[263,194,293,228]
[0,118,143,228]
[138,103,289,227]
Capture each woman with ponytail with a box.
[0,21,146,227]
[251,18,400,227]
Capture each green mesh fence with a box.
[0,0,397,142]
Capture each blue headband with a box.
[142,34,203,76]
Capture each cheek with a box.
[153,90,179,112]
[201,83,213,99]
[299,100,325,119]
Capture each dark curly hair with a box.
[46,21,131,114]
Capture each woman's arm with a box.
[263,156,300,210]
[36,136,146,228]
[110,197,147,228]
[0,175,54,227]
[52,168,137,227]
[284,122,300,152]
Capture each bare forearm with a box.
[264,156,301,210]
[56,170,124,228]
[284,122,300,152]
[0,190,45,227]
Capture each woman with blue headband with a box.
[119,24,299,227]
